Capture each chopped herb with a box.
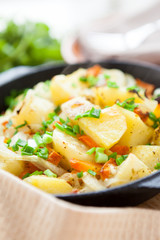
[77,171,83,178]
[14,120,27,135]
[127,85,140,92]
[44,169,57,177]
[36,147,49,159]
[116,98,138,112]
[30,170,43,176]
[87,147,96,155]
[104,106,109,108]
[54,122,77,137]
[73,125,80,134]
[75,107,101,120]
[16,139,27,147]
[95,147,108,163]
[79,76,87,82]
[116,155,128,166]
[6,138,11,147]
[72,83,77,88]
[108,152,117,160]
[54,105,61,114]
[22,173,30,179]
[21,144,35,156]
[44,80,51,87]
[6,120,13,128]
[12,144,19,152]
[42,133,53,144]
[107,81,119,88]
[154,163,160,170]
[33,133,44,147]
[88,169,96,176]
[45,131,53,136]
[148,112,160,129]
[104,74,110,79]
[81,130,84,135]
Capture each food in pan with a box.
[1,64,160,194]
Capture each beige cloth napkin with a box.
[63,1,160,65]
[0,169,160,240]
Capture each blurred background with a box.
[0,0,159,73]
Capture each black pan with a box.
[1,60,160,207]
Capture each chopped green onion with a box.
[54,122,76,137]
[45,131,53,136]
[104,74,110,79]
[73,125,80,134]
[127,85,140,92]
[44,169,57,177]
[21,144,35,156]
[75,107,101,120]
[12,144,19,152]
[95,147,108,163]
[14,120,27,135]
[77,171,83,178]
[87,76,98,87]
[116,155,128,166]
[30,170,43,176]
[148,112,160,129]
[81,130,84,135]
[107,81,119,88]
[16,139,27,147]
[22,173,30,179]
[154,163,160,170]
[79,76,87,82]
[116,98,138,112]
[108,152,117,160]
[88,169,96,176]
[36,147,49,159]
[42,134,53,144]
[6,138,11,147]
[54,105,61,114]
[33,133,44,147]
[87,147,96,155]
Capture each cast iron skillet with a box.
[1,60,160,207]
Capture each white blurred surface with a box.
[0,0,159,38]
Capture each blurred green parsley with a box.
[0,20,63,72]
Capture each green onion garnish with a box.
[107,81,119,88]
[77,171,83,178]
[148,112,160,129]
[21,144,35,156]
[14,120,27,135]
[33,132,44,147]
[30,170,43,176]
[116,98,138,112]
[42,133,53,144]
[16,139,27,147]
[95,147,108,163]
[88,169,96,176]
[36,147,49,159]
[154,162,160,170]
[108,152,117,160]
[75,107,101,120]
[127,85,140,92]
[86,147,96,155]
[44,169,57,177]
[116,155,128,166]
[6,138,11,147]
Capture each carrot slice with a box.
[70,159,101,173]
[48,150,62,166]
[78,135,99,148]
[154,104,160,118]
[86,65,102,77]
[100,158,117,180]
[136,78,155,98]
[110,145,129,155]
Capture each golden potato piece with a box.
[131,145,160,171]
[24,175,72,194]
[113,105,153,146]
[108,153,151,187]
[0,160,24,176]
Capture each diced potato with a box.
[78,106,127,149]
[11,90,54,131]
[53,129,94,169]
[24,175,72,194]
[131,145,160,170]
[34,82,52,101]
[61,97,94,123]
[113,105,153,146]
[50,69,87,105]
[151,127,160,145]
[0,159,24,176]
[108,153,151,187]
[82,172,106,191]
[95,86,143,108]
[103,69,127,87]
